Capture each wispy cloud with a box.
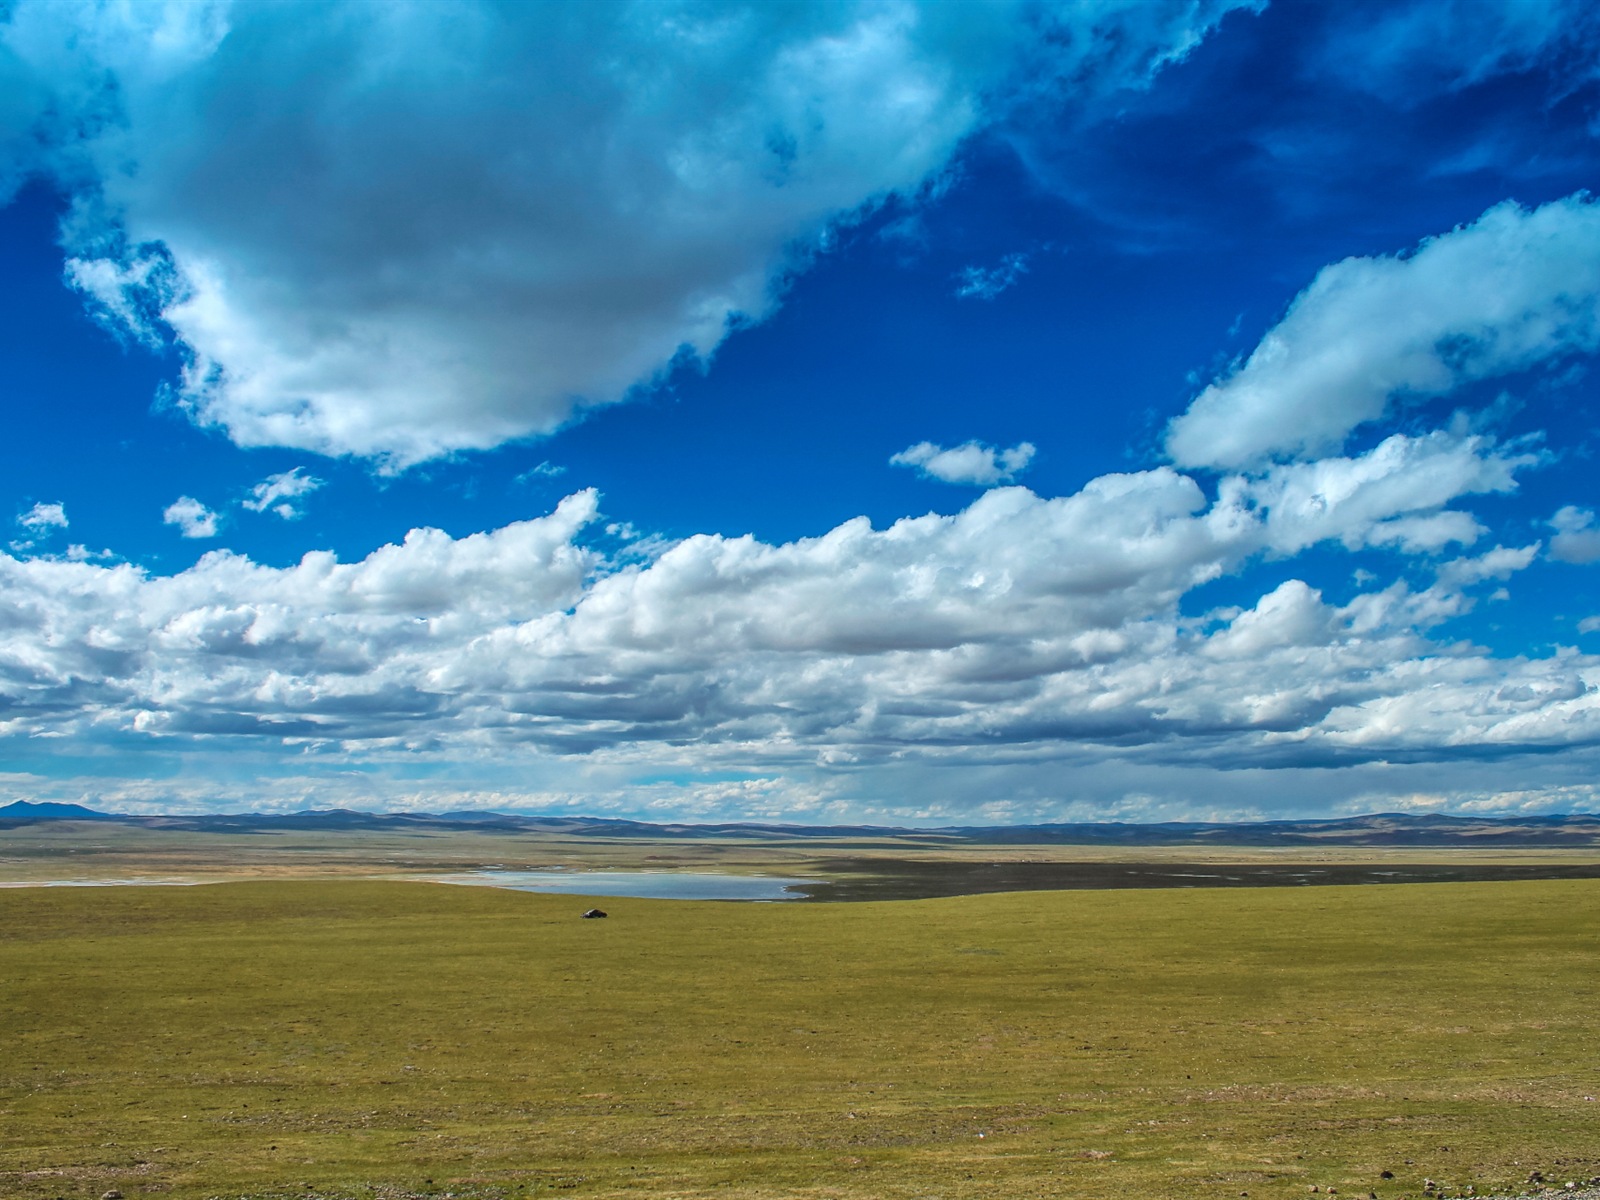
[243,468,323,520]
[891,440,1036,486]
[953,252,1030,300]
[1313,0,1600,99]
[514,461,567,485]
[1550,505,1600,564]
[162,496,220,539]
[17,501,67,532]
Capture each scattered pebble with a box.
[1466,1185,1600,1200]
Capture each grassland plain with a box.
[2,879,1599,1200]
[6,821,1600,888]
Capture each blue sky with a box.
[3,0,1600,822]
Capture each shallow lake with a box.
[435,869,815,901]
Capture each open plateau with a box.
[7,3,1600,1199]
[3,807,1599,1200]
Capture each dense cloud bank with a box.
[2,432,1589,778]
[0,0,1248,467]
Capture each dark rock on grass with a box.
[582,907,607,918]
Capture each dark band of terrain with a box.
[792,859,1600,901]
[6,803,1600,902]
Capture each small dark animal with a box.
[582,908,608,919]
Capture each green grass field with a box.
[3,878,1598,1199]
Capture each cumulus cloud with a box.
[0,0,1249,468]
[1167,195,1600,470]
[1550,506,1600,564]
[0,422,1581,790]
[891,439,1037,485]
[1579,616,1600,635]
[242,468,322,520]
[1436,542,1540,589]
[17,500,67,531]
[162,496,220,539]
[1231,429,1536,557]
[954,252,1029,300]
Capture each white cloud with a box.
[17,501,67,531]
[954,252,1029,300]
[0,428,1581,797]
[515,461,567,484]
[1228,429,1536,557]
[63,252,175,348]
[1167,195,1600,470]
[1550,506,1600,565]
[242,468,323,520]
[1578,616,1600,635]
[1,0,1250,468]
[891,439,1037,485]
[1436,542,1540,589]
[162,496,220,539]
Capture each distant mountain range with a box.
[3,800,1599,847]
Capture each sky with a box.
[2,0,1600,824]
